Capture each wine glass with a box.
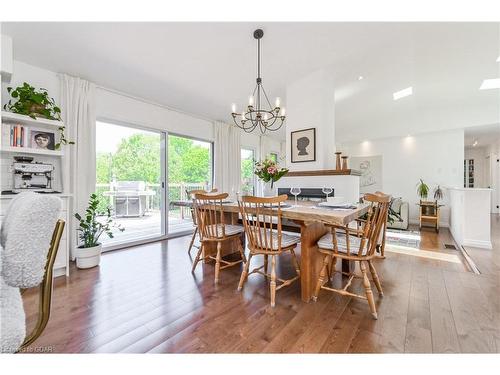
[290,187,301,207]
[322,187,333,200]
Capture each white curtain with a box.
[214,121,241,198]
[59,74,96,260]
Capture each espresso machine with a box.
[10,156,57,193]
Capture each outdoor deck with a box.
[100,211,193,247]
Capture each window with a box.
[168,134,213,234]
[241,148,255,195]
[95,120,165,248]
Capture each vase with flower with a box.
[254,157,289,196]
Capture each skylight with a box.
[479,78,500,90]
[393,87,413,100]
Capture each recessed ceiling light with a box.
[358,76,364,81]
[479,78,500,90]
[393,87,413,100]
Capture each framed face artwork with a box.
[290,128,316,163]
[31,129,56,150]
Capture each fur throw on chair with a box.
[0,192,62,353]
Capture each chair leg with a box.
[191,243,204,273]
[236,238,247,263]
[188,227,198,253]
[238,253,252,291]
[290,248,300,276]
[270,255,277,307]
[368,260,383,296]
[360,261,378,319]
[312,254,330,302]
[214,242,222,284]
[263,254,269,278]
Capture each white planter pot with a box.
[76,243,102,269]
[263,183,277,197]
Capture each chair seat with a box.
[206,224,244,238]
[250,229,300,251]
[317,232,367,256]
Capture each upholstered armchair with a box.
[0,192,63,353]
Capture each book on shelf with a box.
[8,124,28,147]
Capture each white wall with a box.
[285,68,335,171]
[339,129,464,226]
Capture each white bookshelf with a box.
[0,111,71,278]
[0,145,63,156]
[1,110,63,129]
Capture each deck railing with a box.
[95,182,207,219]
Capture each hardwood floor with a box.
[21,223,500,353]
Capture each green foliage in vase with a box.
[4,82,75,149]
[74,193,124,248]
[254,157,289,189]
[416,179,430,200]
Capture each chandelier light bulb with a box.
[280,108,286,117]
[275,97,280,108]
[231,103,236,113]
[248,96,254,106]
[263,113,268,121]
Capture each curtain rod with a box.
[95,85,215,123]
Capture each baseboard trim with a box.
[462,239,492,250]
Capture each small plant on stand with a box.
[416,179,429,201]
[74,193,124,268]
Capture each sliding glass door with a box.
[167,134,213,235]
[95,120,166,248]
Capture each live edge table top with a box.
[170,200,370,227]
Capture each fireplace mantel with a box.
[285,169,361,177]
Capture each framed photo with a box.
[30,129,56,151]
[291,128,316,163]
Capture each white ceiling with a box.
[2,22,500,141]
[465,123,500,148]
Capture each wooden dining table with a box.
[171,199,370,302]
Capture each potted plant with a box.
[74,193,124,269]
[433,185,444,201]
[3,82,74,149]
[416,179,429,201]
[254,157,289,196]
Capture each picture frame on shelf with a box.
[291,127,316,163]
[30,128,56,151]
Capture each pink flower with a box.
[267,166,276,174]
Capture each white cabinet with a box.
[0,195,71,277]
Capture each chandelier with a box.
[231,29,286,134]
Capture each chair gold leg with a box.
[214,242,222,284]
[360,261,378,319]
[191,243,204,273]
[290,248,300,276]
[368,260,383,296]
[236,238,247,263]
[238,253,252,291]
[313,254,330,302]
[263,254,268,278]
[270,255,277,307]
[188,227,198,253]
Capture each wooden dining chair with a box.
[191,192,246,283]
[186,188,218,254]
[237,195,300,307]
[313,192,391,319]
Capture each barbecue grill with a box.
[103,181,156,217]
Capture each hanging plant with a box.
[4,82,74,150]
